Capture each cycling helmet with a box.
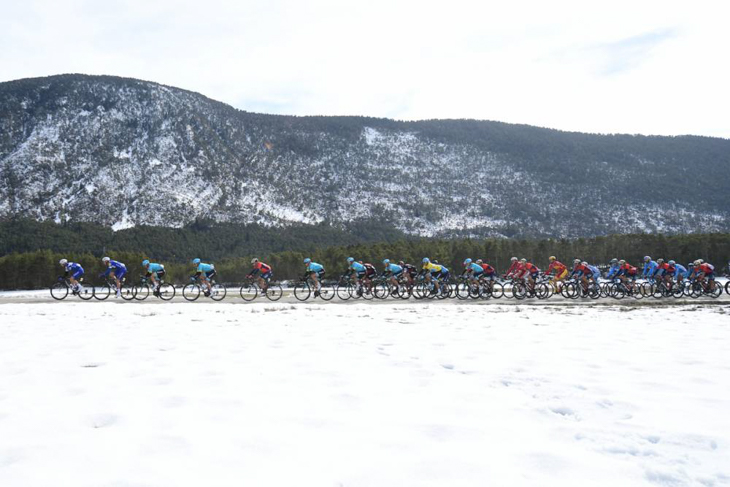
[303,258,311,264]
[510,257,517,262]
[668,260,675,265]
[476,259,483,264]
[581,261,588,266]
[644,256,651,262]
[251,258,258,264]
[464,258,472,265]
[619,260,626,264]
[192,258,201,264]
[520,258,527,263]
[698,259,704,264]
[347,257,354,263]
[694,259,702,266]
[102,256,111,263]
[657,258,664,264]
[398,261,405,266]
[142,259,150,266]
[549,256,556,262]
[422,257,430,264]
[687,262,694,267]
[383,259,390,265]
[59,258,68,266]
[610,258,618,263]
[574,259,581,263]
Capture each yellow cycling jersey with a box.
[422,262,443,273]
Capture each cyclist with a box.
[101,256,127,298]
[695,260,716,292]
[346,257,371,291]
[654,258,667,280]
[503,257,519,278]
[422,257,450,294]
[606,258,621,279]
[586,262,601,286]
[616,260,638,290]
[462,258,484,286]
[642,256,658,280]
[571,260,593,292]
[476,259,497,292]
[303,258,325,296]
[544,256,568,291]
[381,259,404,288]
[59,258,84,294]
[191,258,215,296]
[523,260,541,290]
[247,258,272,294]
[142,259,165,294]
[669,260,686,286]
[399,261,418,285]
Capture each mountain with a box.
[1,74,729,239]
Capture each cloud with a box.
[0,0,728,138]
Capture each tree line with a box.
[1,233,728,290]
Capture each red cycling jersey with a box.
[545,260,566,274]
[253,262,272,273]
[697,263,715,274]
[525,262,540,274]
[575,263,592,274]
[481,263,495,274]
[621,263,637,275]
[505,261,520,276]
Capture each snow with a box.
[0,301,728,486]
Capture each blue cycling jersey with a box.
[148,263,164,273]
[643,261,657,277]
[606,264,620,279]
[307,262,324,273]
[588,265,599,275]
[384,263,403,274]
[104,260,126,276]
[197,263,214,273]
[674,264,687,278]
[467,263,483,274]
[350,262,366,273]
[65,262,83,274]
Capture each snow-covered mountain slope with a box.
[1,74,729,238]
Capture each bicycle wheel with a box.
[455,281,471,300]
[210,283,227,301]
[610,283,626,299]
[183,284,201,301]
[94,283,112,301]
[535,283,551,299]
[512,282,526,300]
[318,284,336,301]
[360,283,374,300]
[708,283,723,298]
[120,284,137,301]
[397,284,412,299]
[490,282,504,299]
[158,283,176,301]
[336,283,352,301]
[50,282,69,300]
[294,282,311,301]
[725,280,730,295]
[135,284,151,301]
[265,284,283,301]
[373,281,390,299]
[240,283,259,302]
[76,285,94,301]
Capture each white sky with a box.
[1,0,729,137]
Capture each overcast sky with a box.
[1,0,728,137]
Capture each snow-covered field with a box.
[1,301,729,486]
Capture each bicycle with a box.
[239,276,283,302]
[687,278,723,298]
[94,276,136,301]
[134,275,176,301]
[183,275,227,301]
[293,276,335,301]
[50,276,94,301]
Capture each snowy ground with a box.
[1,301,729,487]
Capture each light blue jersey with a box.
[148,263,164,273]
[674,264,687,278]
[467,262,483,274]
[197,263,214,273]
[307,262,324,273]
[606,264,620,279]
[350,262,366,273]
[384,263,403,274]
[643,260,657,277]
